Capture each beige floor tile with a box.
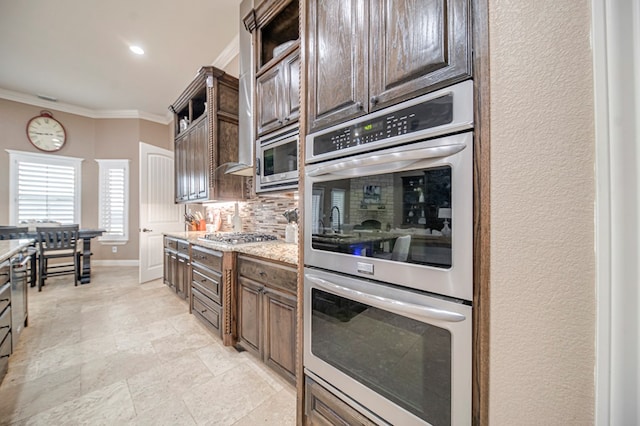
[0,267,296,425]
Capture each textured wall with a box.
[488,1,596,423]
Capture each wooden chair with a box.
[36,225,80,290]
[0,226,38,288]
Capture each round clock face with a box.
[26,113,67,152]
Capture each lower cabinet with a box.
[163,237,189,300]
[190,245,224,338]
[236,255,297,383]
[305,377,378,426]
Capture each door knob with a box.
[141,228,153,233]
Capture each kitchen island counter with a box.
[164,231,298,265]
[0,239,34,263]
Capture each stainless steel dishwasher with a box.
[10,252,30,348]
[0,259,11,382]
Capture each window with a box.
[96,159,129,242]
[8,150,82,225]
[311,188,325,234]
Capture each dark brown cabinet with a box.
[256,48,300,136]
[163,237,189,300]
[190,245,225,338]
[170,66,244,203]
[236,255,297,383]
[306,0,472,133]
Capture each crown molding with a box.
[212,34,240,71]
[0,88,172,125]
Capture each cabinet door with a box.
[307,0,368,133]
[256,65,283,136]
[163,249,171,285]
[237,277,262,357]
[176,255,188,299]
[282,50,300,125]
[369,0,471,110]
[263,287,296,382]
[174,136,189,203]
[192,119,208,200]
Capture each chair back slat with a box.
[0,226,29,240]
[37,225,79,251]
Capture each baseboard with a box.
[92,260,139,267]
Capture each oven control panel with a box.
[312,93,453,156]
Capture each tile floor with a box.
[0,266,296,425]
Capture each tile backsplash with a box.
[205,196,299,239]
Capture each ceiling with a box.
[0,0,242,122]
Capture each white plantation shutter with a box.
[97,160,129,242]
[8,150,82,225]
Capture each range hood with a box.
[226,0,255,177]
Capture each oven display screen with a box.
[311,288,452,424]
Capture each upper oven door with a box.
[304,131,472,301]
[256,125,299,192]
[305,80,473,164]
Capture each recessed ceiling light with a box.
[129,45,145,55]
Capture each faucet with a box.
[329,206,341,234]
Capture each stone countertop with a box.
[164,231,299,266]
[0,239,34,263]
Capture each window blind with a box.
[97,160,129,241]
[15,158,79,225]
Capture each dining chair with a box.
[374,235,412,262]
[36,225,80,290]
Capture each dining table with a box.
[26,228,104,285]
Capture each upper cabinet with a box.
[245,0,300,137]
[170,66,245,203]
[306,0,472,133]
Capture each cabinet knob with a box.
[370,96,378,106]
[284,116,291,122]
[356,101,363,110]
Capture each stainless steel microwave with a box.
[255,125,298,193]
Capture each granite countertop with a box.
[164,231,299,265]
[0,239,34,263]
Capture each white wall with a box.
[488,1,596,423]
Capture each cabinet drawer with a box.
[238,256,297,294]
[177,240,190,256]
[164,237,178,250]
[192,289,222,337]
[0,283,10,314]
[305,377,378,426]
[191,245,223,272]
[0,330,10,383]
[191,266,222,305]
[0,305,10,345]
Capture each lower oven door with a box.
[304,267,471,426]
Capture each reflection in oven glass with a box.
[311,289,452,425]
[311,166,452,269]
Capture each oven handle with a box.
[306,143,466,177]
[306,274,466,323]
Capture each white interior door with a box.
[139,142,183,283]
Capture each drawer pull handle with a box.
[201,309,207,314]
[0,354,9,359]
[0,298,9,303]
[0,325,8,330]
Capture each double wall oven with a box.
[304,80,474,425]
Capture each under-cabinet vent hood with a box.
[226,0,255,177]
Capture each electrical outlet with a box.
[112,246,117,253]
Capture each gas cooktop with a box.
[198,232,279,245]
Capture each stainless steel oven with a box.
[303,79,474,425]
[304,268,472,425]
[304,80,473,301]
[255,124,298,192]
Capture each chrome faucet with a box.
[329,206,341,233]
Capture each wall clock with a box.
[26,111,67,152]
